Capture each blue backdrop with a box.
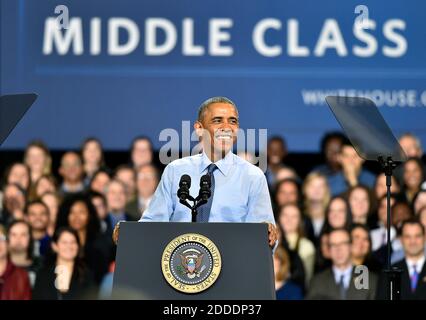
[1,0,425,151]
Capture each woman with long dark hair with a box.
[33,227,94,300]
[55,194,112,283]
[80,138,106,186]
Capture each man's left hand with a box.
[267,223,278,248]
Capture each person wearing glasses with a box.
[307,228,377,300]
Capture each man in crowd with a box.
[126,164,159,220]
[26,200,51,257]
[59,152,85,197]
[307,228,377,299]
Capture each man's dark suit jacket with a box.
[307,267,378,300]
[376,259,426,300]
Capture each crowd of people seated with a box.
[0,132,425,300]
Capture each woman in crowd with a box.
[413,189,426,215]
[31,174,58,200]
[89,169,111,195]
[402,157,425,205]
[81,138,106,186]
[347,185,375,225]
[55,194,111,283]
[374,173,400,201]
[418,206,426,231]
[3,162,31,193]
[277,204,315,285]
[350,224,382,273]
[0,183,27,225]
[33,227,94,300]
[321,196,352,234]
[24,141,52,187]
[88,191,109,234]
[274,245,304,300]
[274,178,302,210]
[0,224,32,300]
[302,172,330,246]
[314,231,332,273]
[41,192,61,237]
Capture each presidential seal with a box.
[161,233,222,294]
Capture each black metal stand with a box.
[378,156,402,300]
[179,196,208,222]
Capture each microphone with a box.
[177,174,191,201]
[198,174,211,201]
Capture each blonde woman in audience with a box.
[24,141,52,186]
[302,172,330,245]
[274,245,303,300]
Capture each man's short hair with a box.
[329,227,352,244]
[401,218,425,236]
[197,96,238,122]
[25,200,50,216]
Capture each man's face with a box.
[4,185,26,214]
[137,166,159,198]
[116,169,136,199]
[392,203,412,229]
[60,153,83,183]
[329,230,352,268]
[267,140,286,165]
[338,145,363,170]
[106,181,127,212]
[404,160,423,190]
[195,103,239,156]
[27,203,49,232]
[325,138,342,167]
[399,136,422,158]
[401,224,425,258]
[8,223,30,254]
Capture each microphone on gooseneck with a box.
[177,174,191,201]
[198,174,211,201]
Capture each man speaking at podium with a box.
[114,97,277,247]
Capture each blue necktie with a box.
[197,164,217,222]
[338,274,347,300]
[411,265,419,292]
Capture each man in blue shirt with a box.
[114,96,277,247]
[327,140,376,196]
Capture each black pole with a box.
[379,156,402,300]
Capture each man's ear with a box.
[194,121,204,138]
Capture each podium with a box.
[113,222,275,300]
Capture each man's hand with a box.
[266,223,278,248]
[112,221,123,245]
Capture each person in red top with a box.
[0,225,31,300]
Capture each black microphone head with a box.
[199,174,211,188]
[199,174,211,201]
[179,174,191,188]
